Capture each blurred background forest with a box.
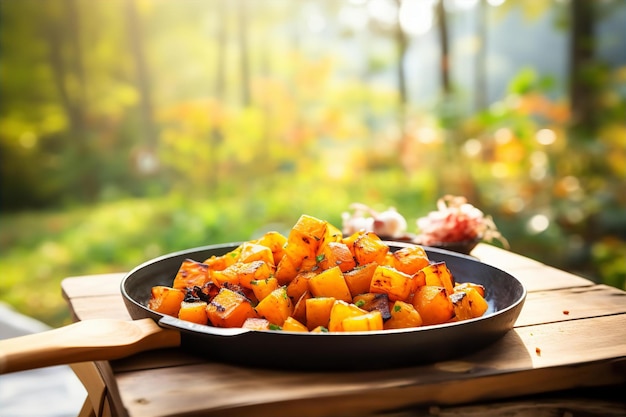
[1,0,625,328]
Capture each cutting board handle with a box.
[0,318,180,374]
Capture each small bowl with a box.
[425,237,482,255]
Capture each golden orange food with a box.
[148,214,491,332]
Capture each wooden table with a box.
[61,243,626,417]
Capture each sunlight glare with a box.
[307,13,326,33]
[487,0,507,6]
[339,4,369,31]
[399,0,435,37]
[449,0,479,11]
[494,127,513,144]
[416,126,438,144]
[463,138,482,157]
[536,128,557,145]
[527,214,550,234]
[367,0,398,27]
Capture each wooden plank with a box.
[515,284,626,327]
[471,244,545,269]
[508,265,594,292]
[62,274,126,299]
[115,314,626,417]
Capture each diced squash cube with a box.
[250,277,280,302]
[305,296,335,330]
[454,282,486,298]
[350,232,389,266]
[206,288,258,328]
[392,245,430,275]
[291,291,311,324]
[204,246,242,271]
[211,265,241,288]
[239,261,273,289]
[274,252,301,285]
[343,263,378,298]
[310,326,329,333]
[282,316,309,332]
[286,271,316,302]
[417,262,455,296]
[252,231,288,265]
[172,259,210,290]
[384,301,423,330]
[178,301,208,325]
[317,241,356,272]
[239,242,276,267]
[352,292,391,321]
[242,317,271,330]
[148,286,185,317]
[370,265,416,302]
[450,286,489,320]
[308,266,352,302]
[341,311,383,332]
[412,285,455,326]
[328,300,368,332]
[255,286,293,326]
[289,214,328,252]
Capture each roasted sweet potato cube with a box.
[238,261,273,289]
[384,301,423,330]
[317,241,356,272]
[288,214,328,251]
[178,301,208,325]
[250,276,280,302]
[287,271,316,302]
[210,265,240,288]
[454,282,486,298]
[392,245,430,275]
[328,300,368,332]
[252,231,288,265]
[417,262,455,296]
[255,286,293,326]
[320,221,343,246]
[242,317,271,330]
[204,246,242,271]
[305,296,336,330]
[172,259,210,290]
[274,253,301,285]
[310,325,329,333]
[341,311,383,332]
[370,265,416,302]
[450,286,489,320]
[282,316,309,332]
[148,286,185,317]
[206,288,258,328]
[351,232,389,266]
[352,292,391,321]
[412,285,455,326]
[239,242,276,267]
[291,290,311,324]
[308,266,352,302]
[343,262,378,298]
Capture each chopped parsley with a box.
[394,304,402,312]
[354,299,365,308]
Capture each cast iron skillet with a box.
[121,242,526,371]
